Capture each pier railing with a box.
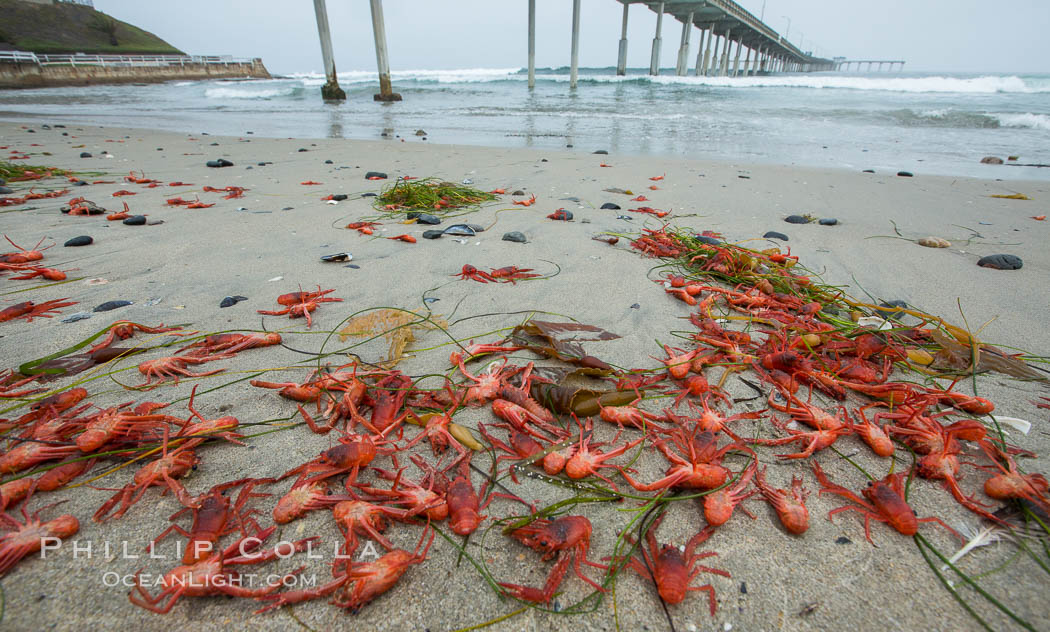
[0,51,258,67]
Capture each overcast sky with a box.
[94,0,1049,75]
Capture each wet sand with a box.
[0,121,1048,631]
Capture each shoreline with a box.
[0,120,1047,630]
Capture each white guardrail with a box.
[0,51,256,67]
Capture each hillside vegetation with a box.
[0,0,183,55]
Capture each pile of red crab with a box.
[0,229,1047,620]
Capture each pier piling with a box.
[369,0,400,101]
[528,0,536,88]
[675,12,693,76]
[649,1,664,75]
[570,0,581,88]
[693,25,707,76]
[311,0,344,100]
[616,1,629,76]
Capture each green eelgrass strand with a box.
[0,161,70,180]
[915,534,996,632]
[915,532,1035,631]
[373,177,497,217]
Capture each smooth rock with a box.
[422,230,445,240]
[897,171,913,177]
[324,159,333,164]
[206,159,234,168]
[415,129,427,136]
[600,202,620,210]
[321,252,352,262]
[593,150,608,155]
[61,312,93,323]
[695,235,721,245]
[94,300,133,312]
[364,171,388,180]
[784,215,811,224]
[219,297,238,308]
[862,169,875,173]
[835,536,852,545]
[122,215,147,225]
[298,148,308,152]
[980,156,1004,165]
[0,186,12,194]
[876,300,908,320]
[977,254,1023,270]
[502,231,527,243]
[763,231,789,241]
[64,236,93,247]
[79,152,92,158]
[511,190,526,196]
[0,178,5,185]
[73,180,89,187]
[409,213,441,225]
[443,224,476,236]
[330,194,348,201]
[818,218,838,226]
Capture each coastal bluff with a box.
[0,54,271,88]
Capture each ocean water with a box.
[1,67,1048,179]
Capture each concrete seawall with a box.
[0,58,271,89]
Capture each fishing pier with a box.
[312,0,896,100]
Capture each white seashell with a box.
[994,416,1031,435]
[856,316,893,330]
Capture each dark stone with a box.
[763,231,789,241]
[330,194,348,201]
[740,582,748,594]
[502,231,527,243]
[409,213,441,225]
[365,171,388,180]
[541,158,548,162]
[41,125,50,130]
[835,536,852,545]
[695,235,721,245]
[122,215,147,225]
[980,156,1003,165]
[206,159,234,168]
[977,254,1023,270]
[324,159,333,164]
[0,178,5,185]
[361,193,377,197]
[298,148,307,152]
[73,180,89,187]
[593,150,608,155]
[630,303,640,309]
[79,152,92,158]
[862,169,875,173]
[511,190,526,196]
[27,129,35,133]
[157,148,163,151]
[600,203,620,210]
[785,215,811,224]
[738,175,751,179]
[219,297,238,308]
[876,300,908,320]
[321,252,352,262]
[819,218,838,226]
[0,186,11,195]
[422,230,445,240]
[566,144,573,148]
[897,171,913,177]
[93,300,133,312]
[64,236,93,247]
[210,142,219,146]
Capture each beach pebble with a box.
[324,159,333,164]
[977,254,1023,270]
[980,156,1004,165]
[94,300,133,312]
[740,582,748,594]
[415,129,427,136]
[502,231,527,243]
[0,186,12,194]
[918,236,950,248]
[320,252,352,262]
[630,303,640,309]
[511,190,526,196]
[763,231,789,241]
[61,312,93,323]
[422,230,445,240]
[695,235,721,245]
[206,159,234,168]
[862,169,875,173]
[79,152,92,158]
[784,215,811,224]
[257,161,271,166]
[298,148,308,152]
[818,218,838,226]
[593,150,608,155]
[219,296,248,308]
[361,193,376,197]
[64,236,93,247]
[409,212,441,225]
[876,300,908,320]
[0,178,5,185]
[364,171,388,180]
[897,171,913,177]
[328,194,348,201]
[600,202,620,210]
[122,215,147,225]
[73,180,89,187]
[835,536,852,545]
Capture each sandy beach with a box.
[0,120,1048,631]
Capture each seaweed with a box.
[373,177,497,217]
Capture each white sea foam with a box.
[204,86,298,99]
[995,112,1050,130]
[289,68,522,86]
